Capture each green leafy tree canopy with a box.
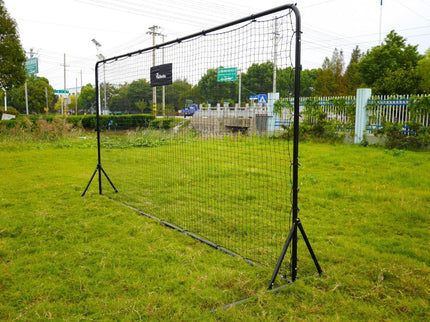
[9,76,54,114]
[359,30,423,94]
[0,0,27,90]
[78,84,96,112]
[417,48,430,93]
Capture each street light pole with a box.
[92,39,103,115]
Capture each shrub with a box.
[0,116,79,141]
[149,118,174,129]
[79,114,155,131]
[378,121,427,150]
[67,115,85,127]
[0,119,18,130]
[0,107,19,118]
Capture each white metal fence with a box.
[191,94,430,134]
[284,94,430,132]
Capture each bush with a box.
[300,114,344,143]
[149,118,174,129]
[79,114,155,131]
[0,119,18,130]
[378,121,427,150]
[67,115,85,127]
[0,107,19,118]
[0,116,78,141]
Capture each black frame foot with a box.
[82,164,118,196]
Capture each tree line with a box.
[1,0,429,115]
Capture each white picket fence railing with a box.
[281,94,430,132]
[191,94,430,136]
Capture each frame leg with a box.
[100,166,118,193]
[297,220,322,275]
[82,165,99,196]
[268,218,322,289]
[268,221,297,290]
[81,164,118,196]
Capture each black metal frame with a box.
[81,3,321,286]
[268,5,322,289]
[81,63,118,197]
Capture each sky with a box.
[3,0,430,91]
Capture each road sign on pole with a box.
[217,67,237,82]
[25,58,38,75]
[258,94,267,104]
[54,89,70,96]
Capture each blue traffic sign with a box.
[249,95,258,100]
[258,94,267,104]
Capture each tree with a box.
[78,84,96,113]
[359,30,423,94]
[126,79,152,112]
[276,67,294,97]
[165,79,192,110]
[109,83,131,113]
[198,68,236,105]
[99,82,118,111]
[242,62,274,98]
[300,69,318,97]
[9,76,54,114]
[417,48,430,93]
[0,0,26,90]
[313,48,346,96]
[274,67,317,98]
[180,85,203,107]
[344,46,362,95]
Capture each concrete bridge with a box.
[190,104,272,135]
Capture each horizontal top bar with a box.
[96,3,298,68]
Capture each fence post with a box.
[354,88,372,144]
[267,92,280,133]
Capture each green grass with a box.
[101,133,292,269]
[0,134,429,320]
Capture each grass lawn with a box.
[0,135,429,320]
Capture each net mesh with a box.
[96,7,298,271]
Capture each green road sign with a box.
[25,57,38,75]
[217,67,237,82]
[54,89,70,95]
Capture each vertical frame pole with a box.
[95,62,103,195]
[291,6,301,282]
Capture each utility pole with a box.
[273,17,279,94]
[161,33,166,116]
[61,53,69,115]
[147,25,162,116]
[64,54,66,115]
[45,87,48,115]
[75,78,78,115]
[238,70,242,106]
[379,0,383,45]
[3,88,7,111]
[25,48,36,115]
[25,82,29,115]
[64,53,66,93]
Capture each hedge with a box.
[0,114,171,132]
[0,119,18,129]
[149,118,176,129]
[79,114,155,131]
